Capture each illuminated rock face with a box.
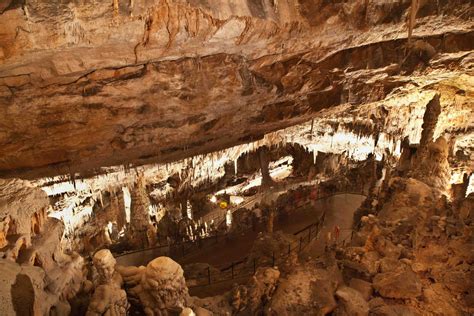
[0,178,85,315]
[0,178,49,261]
[0,0,473,179]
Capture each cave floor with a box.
[303,194,366,258]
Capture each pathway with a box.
[303,193,365,258]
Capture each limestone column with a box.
[416,93,441,160]
[128,176,156,248]
[258,146,274,188]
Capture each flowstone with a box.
[87,249,128,315]
[118,256,191,316]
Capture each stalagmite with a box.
[87,249,129,315]
[258,146,275,188]
[127,176,156,248]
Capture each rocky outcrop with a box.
[269,258,342,315]
[0,178,49,244]
[336,92,473,314]
[231,267,280,314]
[349,278,373,302]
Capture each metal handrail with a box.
[187,221,322,288]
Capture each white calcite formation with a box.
[127,175,157,249]
[0,178,85,315]
[87,249,129,315]
[37,75,473,248]
[117,256,191,315]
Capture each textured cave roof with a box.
[0,0,473,179]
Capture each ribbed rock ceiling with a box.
[0,0,473,179]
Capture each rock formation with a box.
[0,0,472,315]
[87,249,128,315]
[237,267,280,314]
[127,176,157,249]
[0,0,472,179]
[117,256,191,315]
[0,178,85,315]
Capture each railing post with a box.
[299,236,302,252]
[207,266,211,285]
[231,262,234,279]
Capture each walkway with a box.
[303,193,365,258]
[116,193,365,270]
[188,193,365,297]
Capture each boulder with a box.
[442,268,473,293]
[334,286,369,316]
[270,264,339,315]
[360,251,380,275]
[312,280,338,314]
[349,278,373,301]
[379,257,400,273]
[422,284,459,315]
[374,236,402,259]
[180,307,195,316]
[373,267,422,299]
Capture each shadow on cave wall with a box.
[11,273,35,316]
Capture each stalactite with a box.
[113,0,119,15]
[99,191,103,207]
[408,0,420,45]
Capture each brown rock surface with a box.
[373,266,422,299]
[0,0,472,178]
[349,278,373,301]
[369,297,419,316]
[270,259,342,315]
[334,285,369,316]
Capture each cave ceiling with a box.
[0,0,473,180]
